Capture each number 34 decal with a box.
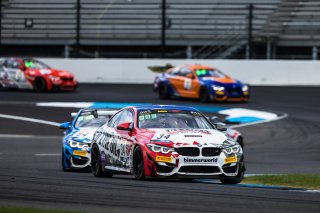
[184,79,192,90]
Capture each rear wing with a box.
[71,109,118,117]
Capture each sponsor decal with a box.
[166,129,211,135]
[156,156,173,163]
[101,151,106,161]
[184,135,202,137]
[216,90,224,95]
[77,115,95,121]
[224,155,237,164]
[190,111,202,116]
[151,139,171,143]
[183,157,217,164]
[139,110,152,114]
[139,113,157,121]
[73,150,87,157]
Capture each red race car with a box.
[91,105,245,184]
[0,58,78,92]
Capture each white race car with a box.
[91,105,245,183]
[210,116,244,148]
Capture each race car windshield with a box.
[195,69,226,78]
[75,114,109,128]
[23,60,50,69]
[138,110,214,129]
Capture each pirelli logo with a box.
[156,156,173,163]
[183,157,218,164]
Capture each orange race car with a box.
[153,64,249,102]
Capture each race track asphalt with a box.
[0,84,320,212]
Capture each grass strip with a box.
[0,207,83,213]
[243,174,320,190]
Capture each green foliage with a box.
[148,64,174,73]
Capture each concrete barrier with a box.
[41,58,320,86]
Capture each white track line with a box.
[229,113,288,129]
[304,190,320,193]
[34,153,61,157]
[0,134,34,138]
[0,114,60,127]
[36,102,92,108]
[0,134,60,139]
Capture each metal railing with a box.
[3,0,318,59]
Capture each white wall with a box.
[41,59,320,86]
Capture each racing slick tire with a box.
[199,86,210,102]
[34,77,47,93]
[158,83,170,99]
[61,149,71,172]
[132,146,145,180]
[91,144,113,178]
[219,163,245,184]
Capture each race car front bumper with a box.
[147,147,244,178]
[64,146,91,169]
[209,87,249,102]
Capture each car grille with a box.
[222,164,238,173]
[61,77,74,81]
[225,86,242,97]
[156,164,174,173]
[72,156,89,165]
[176,147,200,156]
[61,86,76,90]
[202,147,221,156]
[178,166,220,174]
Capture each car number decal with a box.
[184,79,192,90]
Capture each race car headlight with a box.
[68,140,89,149]
[147,144,174,154]
[223,144,241,155]
[242,85,249,92]
[212,86,225,91]
[49,76,61,82]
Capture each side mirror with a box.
[117,122,132,131]
[186,73,195,79]
[19,65,27,71]
[215,122,227,131]
[59,122,71,130]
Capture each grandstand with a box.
[0,0,319,59]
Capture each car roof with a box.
[132,105,199,112]
[182,64,215,70]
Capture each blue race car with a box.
[60,109,116,171]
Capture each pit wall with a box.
[41,59,320,85]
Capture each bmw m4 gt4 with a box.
[60,109,116,171]
[91,105,245,184]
